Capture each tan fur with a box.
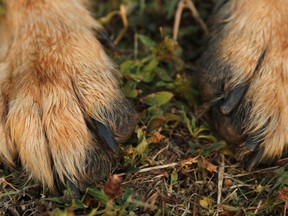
[0,0,137,190]
[199,0,288,165]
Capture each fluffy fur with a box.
[198,0,288,167]
[0,0,137,191]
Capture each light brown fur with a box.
[0,0,137,190]
[198,0,288,166]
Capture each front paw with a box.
[198,0,288,168]
[0,0,137,192]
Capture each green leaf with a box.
[44,197,63,204]
[134,128,149,158]
[120,60,136,74]
[175,75,200,106]
[119,188,134,205]
[221,204,241,212]
[155,81,175,89]
[122,80,138,98]
[71,199,88,210]
[141,91,173,106]
[170,169,178,184]
[138,34,156,49]
[86,188,109,204]
[136,70,155,82]
[164,113,180,123]
[143,58,159,71]
[156,68,172,82]
[182,111,193,136]
[147,106,164,117]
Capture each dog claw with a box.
[246,136,259,150]
[95,28,116,50]
[242,127,267,169]
[220,84,248,115]
[93,120,118,152]
[243,148,265,170]
[67,179,81,199]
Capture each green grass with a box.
[1,1,288,215]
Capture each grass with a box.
[1,0,288,215]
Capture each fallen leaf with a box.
[224,178,233,187]
[103,174,122,200]
[278,187,288,201]
[202,159,217,172]
[147,131,165,144]
[180,157,199,168]
[147,116,166,132]
[199,196,212,209]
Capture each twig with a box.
[138,163,178,173]
[182,202,190,216]
[254,200,262,215]
[185,0,208,34]
[118,162,178,176]
[221,188,238,203]
[114,4,128,45]
[216,154,225,216]
[173,0,208,41]
[98,4,128,45]
[152,145,169,160]
[173,0,184,41]
[223,166,279,178]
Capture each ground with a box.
[1,1,288,215]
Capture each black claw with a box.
[220,84,248,115]
[246,124,266,150]
[94,28,115,50]
[67,180,81,199]
[92,120,118,152]
[246,136,260,150]
[243,147,264,170]
[53,171,81,198]
[243,126,267,169]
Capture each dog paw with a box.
[0,0,137,191]
[198,0,288,168]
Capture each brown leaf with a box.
[103,174,123,200]
[278,187,288,201]
[202,159,217,172]
[147,116,166,132]
[224,178,233,187]
[180,157,199,168]
[179,157,199,174]
[147,131,165,144]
